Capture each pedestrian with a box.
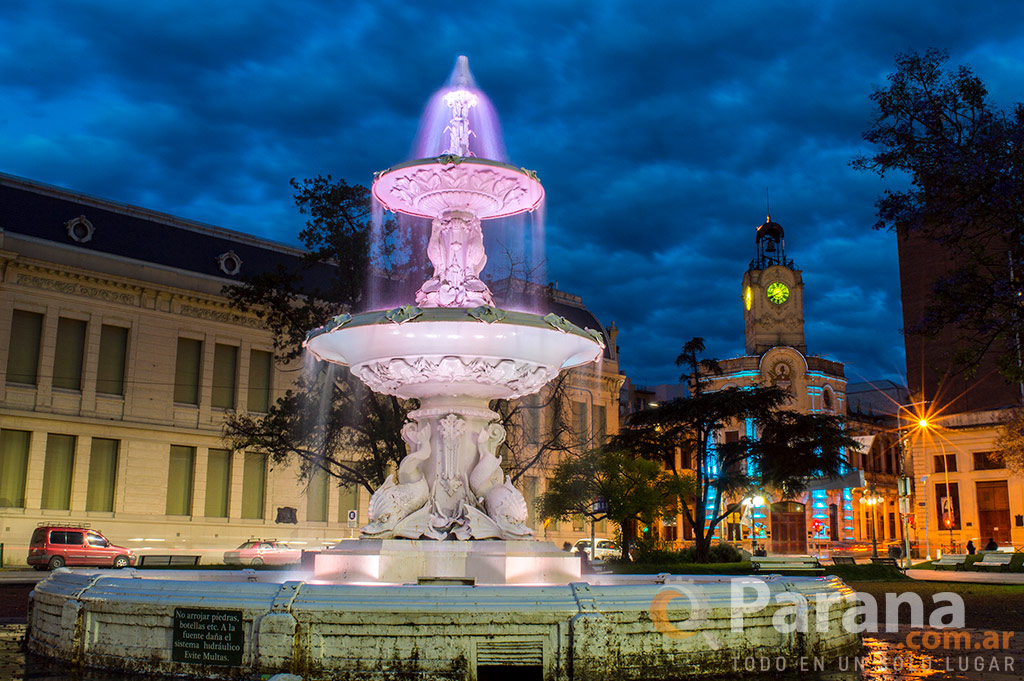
[562,541,572,552]
[575,546,592,574]
[966,540,975,555]
[985,537,998,551]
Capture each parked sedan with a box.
[223,540,301,567]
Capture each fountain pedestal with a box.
[311,539,581,585]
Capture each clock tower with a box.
[741,217,805,355]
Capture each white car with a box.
[573,538,620,560]
[223,540,301,567]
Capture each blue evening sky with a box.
[3,1,1023,387]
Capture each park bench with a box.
[137,554,201,567]
[972,552,1013,572]
[831,556,856,565]
[932,554,967,571]
[869,556,907,572]
[751,555,823,574]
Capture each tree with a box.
[852,49,1024,384]
[996,407,1024,475]
[223,176,411,492]
[537,447,679,560]
[613,338,855,562]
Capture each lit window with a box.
[86,438,119,512]
[205,449,232,518]
[0,429,31,507]
[166,445,196,515]
[41,434,76,510]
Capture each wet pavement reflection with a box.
[3,624,1020,680]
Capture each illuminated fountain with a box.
[27,57,860,681]
[300,56,601,583]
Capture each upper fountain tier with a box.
[371,55,543,222]
[372,156,544,221]
[371,56,545,309]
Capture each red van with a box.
[27,525,136,570]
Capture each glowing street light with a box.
[859,490,883,558]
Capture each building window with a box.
[53,318,87,391]
[41,434,76,510]
[593,405,607,446]
[247,350,272,413]
[520,394,540,445]
[204,449,232,518]
[935,482,961,531]
[174,338,202,404]
[572,401,588,447]
[523,477,539,530]
[7,310,44,385]
[241,453,266,519]
[212,344,238,409]
[96,325,128,396]
[166,445,196,516]
[933,453,957,473]
[0,429,31,507]
[572,515,584,531]
[86,438,119,512]
[337,485,360,523]
[307,467,328,522]
[973,451,1005,471]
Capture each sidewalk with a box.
[907,568,1024,585]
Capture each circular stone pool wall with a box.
[28,569,860,680]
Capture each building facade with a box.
[0,173,621,564]
[660,217,903,554]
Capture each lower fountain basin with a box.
[28,568,861,681]
[303,306,605,400]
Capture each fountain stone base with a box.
[310,539,581,585]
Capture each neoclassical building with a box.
[0,172,621,564]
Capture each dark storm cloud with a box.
[2,1,1023,387]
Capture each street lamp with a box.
[919,418,956,551]
[860,490,882,558]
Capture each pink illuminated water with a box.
[366,56,548,314]
[411,55,507,162]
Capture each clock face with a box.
[744,286,752,311]
[766,281,789,304]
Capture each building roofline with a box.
[0,170,306,257]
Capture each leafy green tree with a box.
[852,49,1024,383]
[614,338,855,562]
[537,447,680,560]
